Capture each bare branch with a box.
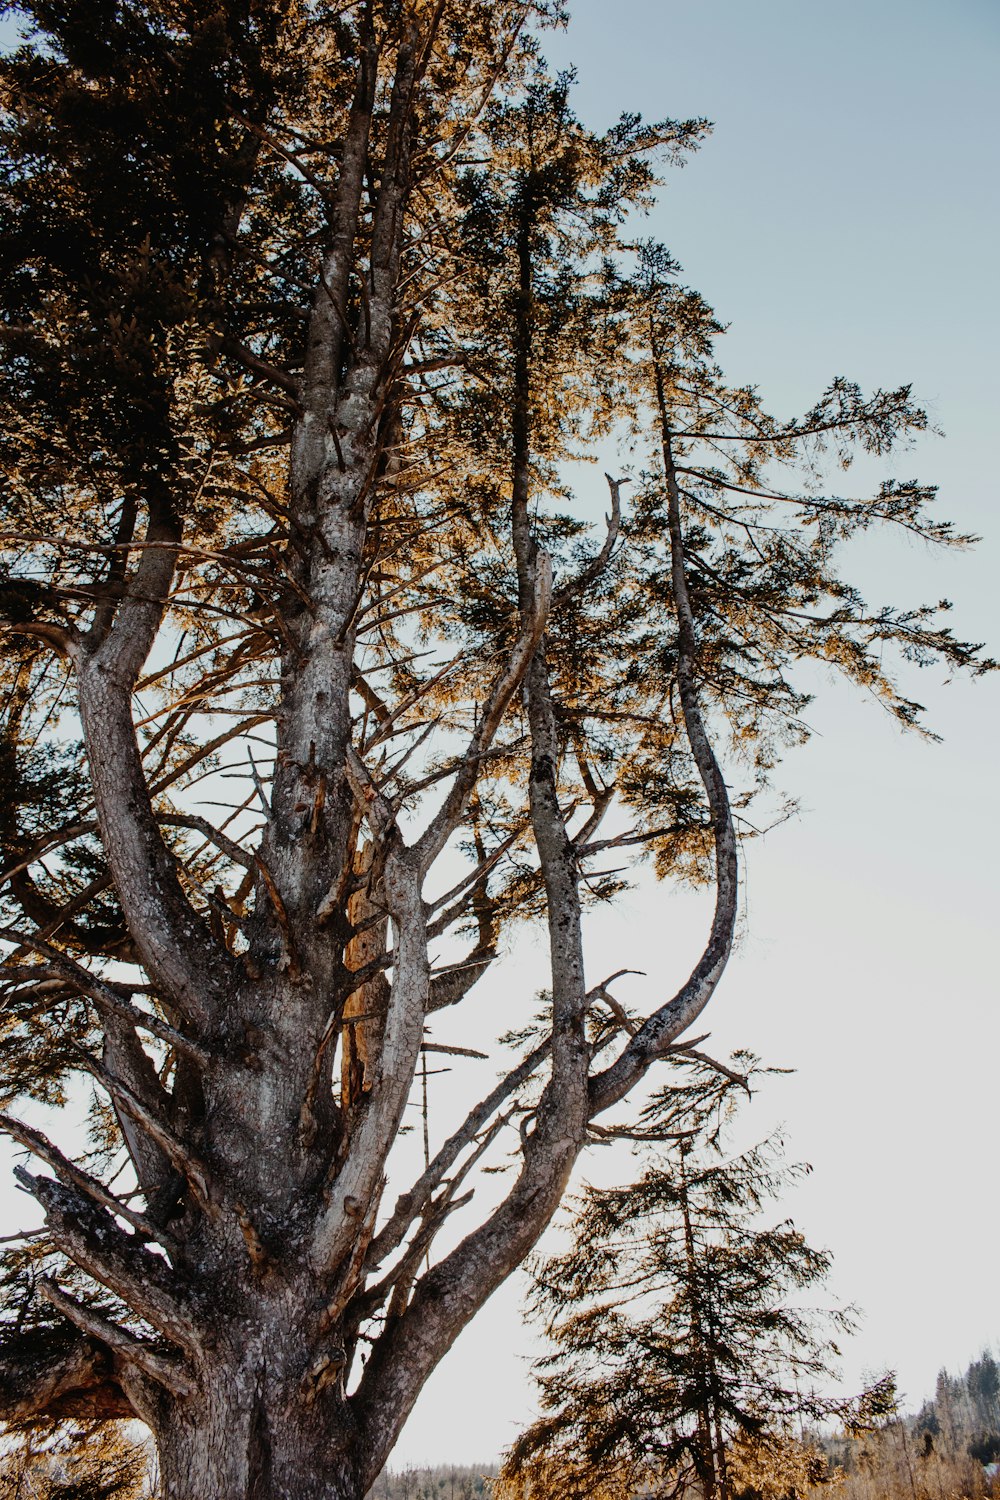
[156,813,256,871]
[218,335,300,399]
[364,1038,548,1273]
[553,473,625,603]
[18,1170,204,1356]
[588,409,738,1117]
[76,1054,217,1216]
[671,1043,751,1092]
[37,1279,196,1399]
[0,1113,174,1247]
[0,926,207,1064]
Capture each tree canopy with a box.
[0,1,990,1495]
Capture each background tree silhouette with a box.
[499,1058,873,1500]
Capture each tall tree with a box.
[0,2,989,1496]
[498,1061,863,1500]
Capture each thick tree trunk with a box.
[154,1330,364,1500]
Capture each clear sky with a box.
[388,0,1000,1466]
[1,0,997,1472]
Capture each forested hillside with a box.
[818,1352,1000,1500]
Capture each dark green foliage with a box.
[968,1355,1000,1433]
[970,1434,1000,1466]
[815,1352,1000,1500]
[922,1354,1000,1472]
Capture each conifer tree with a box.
[0,2,990,1495]
[499,1061,866,1500]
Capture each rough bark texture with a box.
[150,1308,363,1500]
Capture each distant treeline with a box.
[371,1466,498,1500]
[816,1349,1000,1500]
[377,1351,1000,1500]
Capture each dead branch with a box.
[37,1279,196,1399]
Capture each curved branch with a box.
[552,473,625,604]
[587,406,738,1117]
[351,1056,583,1488]
[75,511,234,1030]
[0,618,80,658]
